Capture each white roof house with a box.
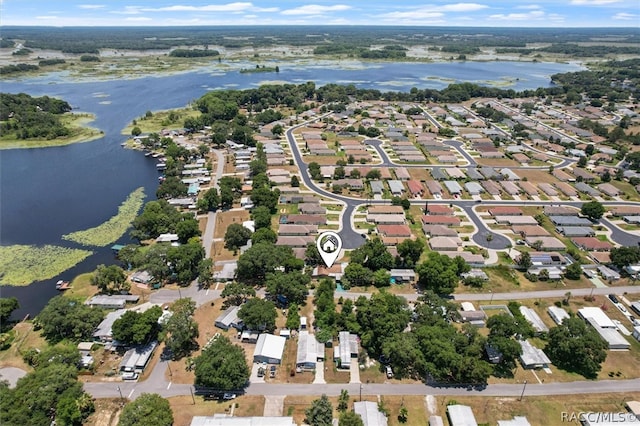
[335,331,358,369]
[547,306,570,325]
[296,331,324,370]
[519,340,551,369]
[253,334,287,364]
[354,401,388,426]
[465,182,484,195]
[190,415,296,426]
[387,180,405,195]
[583,317,630,350]
[214,306,243,331]
[578,307,616,329]
[443,180,463,195]
[93,309,126,342]
[519,306,549,333]
[447,404,478,426]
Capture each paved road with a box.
[84,376,640,400]
[444,139,476,166]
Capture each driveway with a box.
[0,367,26,388]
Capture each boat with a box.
[156,162,167,171]
[56,280,71,291]
[144,151,152,157]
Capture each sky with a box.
[0,0,639,27]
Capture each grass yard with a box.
[271,338,314,384]
[169,395,265,426]
[62,272,99,301]
[515,169,561,185]
[323,348,350,384]
[380,395,430,426]
[213,210,251,239]
[436,393,640,426]
[610,180,640,201]
[121,107,199,135]
[0,322,46,371]
[407,168,432,181]
[475,158,519,167]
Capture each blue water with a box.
[0,59,582,317]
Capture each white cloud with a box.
[438,3,489,12]
[111,6,143,15]
[281,4,352,16]
[140,3,266,13]
[125,16,153,21]
[78,4,105,9]
[570,0,620,4]
[35,15,58,20]
[613,12,637,19]
[382,10,445,19]
[516,4,541,9]
[489,10,545,20]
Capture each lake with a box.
[0,59,583,317]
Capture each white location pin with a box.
[316,231,342,268]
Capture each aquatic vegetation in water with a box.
[62,187,145,247]
[0,245,93,286]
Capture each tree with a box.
[265,271,310,306]
[305,394,334,426]
[251,227,277,245]
[194,335,250,390]
[224,223,252,251]
[545,317,607,379]
[0,362,91,426]
[236,242,300,283]
[167,241,205,285]
[339,411,364,426]
[176,218,201,243]
[564,262,583,280]
[416,252,469,294]
[131,126,142,136]
[37,296,104,343]
[581,201,605,220]
[197,187,220,212]
[238,298,277,332]
[372,269,391,288]
[308,162,322,180]
[0,297,19,328]
[610,246,640,269]
[112,306,162,345]
[198,258,214,289]
[118,393,173,426]
[305,242,323,266]
[337,389,349,412]
[396,239,424,268]
[91,264,129,294]
[286,303,301,330]
[577,156,587,167]
[291,175,300,187]
[516,251,532,270]
[252,206,273,230]
[356,291,411,357]
[349,238,394,271]
[343,263,373,288]
[220,282,256,308]
[398,405,408,423]
[365,169,381,180]
[165,298,199,359]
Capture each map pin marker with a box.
[317,231,342,268]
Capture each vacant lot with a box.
[0,322,46,371]
[84,398,123,426]
[436,393,640,426]
[213,210,250,240]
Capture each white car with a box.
[223,393,237,400]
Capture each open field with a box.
[169,395,265,426]
[0,113,102,150]
[213,210,250,239]
[436,393,640,426]
[0,322,46,371]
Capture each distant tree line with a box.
[169,48,220,58]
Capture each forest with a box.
[1,26,638,53]
[0,93,73,140]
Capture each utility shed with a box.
[296,331,324,370]
[354,401,388,426]
[447,404,478,426]
[253,334,286,364]
[519,306,549,333]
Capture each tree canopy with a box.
[91,264,129,294]
[238,298,277,332]
[580,201,605,220]
[224,223,252,251]
[236,242,302,283]
[265,270,310,306]
[194,335,250,390]
[118,393,173,426]
[112,306,162,346]
[610,246,640,269]
[545,317,608,379]
[305,394,334,426]
[221,282,256,308]
[416,252,470,294]
[36,296,104,343]
[165,298,199,359]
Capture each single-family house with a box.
[214,306,244,331]
[547,306,570,325]
[253,334,287,364]
[422,215,461,227]
[447,405,478,426]
[429,236,462,251]
[296,331,324,371]
[334,331,358,369]
[557,226,595,237]
[387,180,405,196]
[489,206,523,216]
[377,224,412,238]
[525,236,566,251]
[519,340,551,369]
[572,237,613,252]
[425,204,454,215]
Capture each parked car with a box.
[222,393,237,400]
[608,294,619,304]
[385,366,393,379]
[270,365,276,378]
[257,367,265,378]
[122,372,138,381]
